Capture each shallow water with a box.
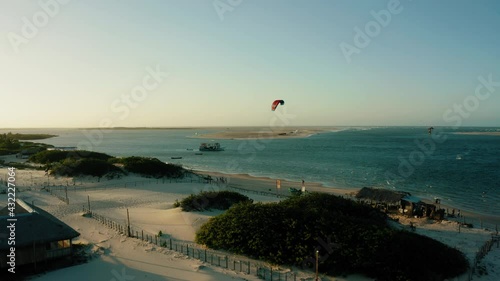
[3,126,499,217]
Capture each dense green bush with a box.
[29,150,113,164]
[115,156,185,178]
[29,152,187,179]
[0,133,21,150]
[196,192,468,281]
[51,158,123,178]
[1,133,55,154]
[180,191,253,211]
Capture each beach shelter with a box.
[0,199,80,270]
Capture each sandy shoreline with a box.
[192,127,338,140]
[198,170,358,196]
[195,170,500,226]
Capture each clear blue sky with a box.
[1,0,499,128]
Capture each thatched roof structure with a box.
[0,199,79,250]
[356,187,411,204]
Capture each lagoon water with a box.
[3,127,499,217]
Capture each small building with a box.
[356,187,440,219]
[0,199,80,270]
[356,187,411,211]
[401,195,441,219]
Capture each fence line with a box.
[467,235,500,281]
[43,176,202,200]
[82,207,299,281]
[18,172,500,281]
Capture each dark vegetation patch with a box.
[179,191,253,211]
[112,156,185,178]
[195,192,469,281]
[0,133,54,155]
[28,150,186,179]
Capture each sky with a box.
[1,0,499,128]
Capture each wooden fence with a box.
[82,207,299,281]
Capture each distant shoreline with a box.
[192,127,338,140]
[454,132,500,136]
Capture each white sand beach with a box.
[1,162,499,281]
[193,127,337,140]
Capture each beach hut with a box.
[355,187,411,211]
[400,195,440,218]
[400,195,422,216]
[0,199,80,270]
[355,187,440,218]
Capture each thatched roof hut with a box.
[0,199,80,269]
[356,187,411,205]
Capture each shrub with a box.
[180,191,253,212]
[29,150,113,164]
[173,199,181,208]
[116,156,185,178]
[195,192,469,280]
[51,158,124,178]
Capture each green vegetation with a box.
[179,191,253,212]
[29,150,113,164]
[50,158,123,178]
[5,133,56,140]
[195,192,468,281]
[0,133,21,150]
[27,150,187,179]
[0,133,55,155]
[113,156,185,178]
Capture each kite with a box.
[271,100,285,111]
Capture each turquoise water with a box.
[3,127,499,216]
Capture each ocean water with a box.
[2,127,499,217]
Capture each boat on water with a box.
[171,156,182,159]
[199,142,224,151]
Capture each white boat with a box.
[199,142,224,151]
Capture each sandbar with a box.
[193,127,338,140]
